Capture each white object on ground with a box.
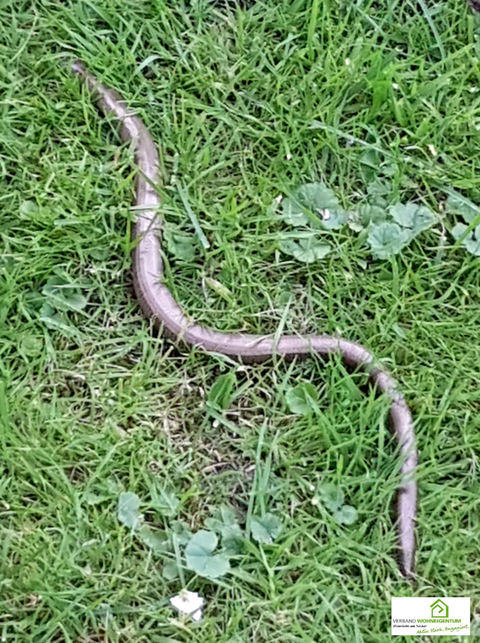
[170,590,204,622]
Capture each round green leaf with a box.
[446,191,479,223]
[389,203,418,227]
[318,483,344,512]
[464,226,480,256]
[452,222,468,240]
[118,492,142,530]
[205,506,243,554]
[282,196,310,227]
[359,204,385,226]
[151,486,180,517]
[319,209,348,230]
[280,236,331,263]
[185,530,231,579]
[367,222,411,259]
[333,505,358,525]
[162,561,179,580]
[164,227,197,261]
[367,179,391,199]
[138,525,169,552]
[389,202,435,235]
[285,382,318,415]
[452,223,480,256]
[282,183,345,229]
[171,521,193,546]
[42,277,88,313]
[39,303,75,335]
[186,530,217,555]
[251,513,282,544]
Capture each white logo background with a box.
[392,597,470,636]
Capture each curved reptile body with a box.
[72,60,418,578]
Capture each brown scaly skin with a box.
[72,60,418,579]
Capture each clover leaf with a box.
[318,483,344,512]
[185,530,231,579]
[280,235,331,263]
[205,506,243,554]
[452,223,480,256]
[367,178,391,200]
[282,195,311,227]
[367,222,411,259]
[446,191,480,223]
[316,484,358,526]
[42,276,88,313]
[151,486,180,518]
[451,222,469,241]
[285,381,319,415]
[162,561,180,580]
[333,505,358,525]
[359,203,385,225]
[389,202,435,235]
[138,525,169,552]
[251,513,282,544]
[282,183,346,230]
[171,521,193,546]
[39,276,88,335]
[118,492,143,530]
[39,303,76,336]
[164,226,197,261]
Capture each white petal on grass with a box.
[170,590,204,621]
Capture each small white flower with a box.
[428,144,437,157]
[311,497,319,506]
[470,87,478,93]
[345,58,351,66]
[309,484,315,491]
[392,83,399,90]
[286,153,292,160]
[321,209,331,221]
[170,590,204,622]
[274,194,283,204]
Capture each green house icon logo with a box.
[430,599,449,618]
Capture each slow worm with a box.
[71,60,418,578]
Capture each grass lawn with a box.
[1,0,480,640]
